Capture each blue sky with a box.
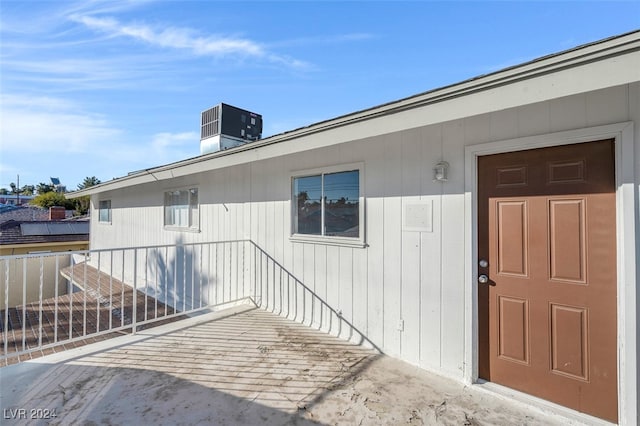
[1,1,638,191]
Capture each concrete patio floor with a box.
[1,304,578,425]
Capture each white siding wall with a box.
[90,83,639,379]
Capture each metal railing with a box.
[252,244,371,346]
[1,240,254,362]
[1,239,375,363]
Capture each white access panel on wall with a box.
[402,200,433,232]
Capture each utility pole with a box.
[16,174,20,206]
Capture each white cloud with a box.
[1,55,177,92]
[0,93,203,185]
[149,131,200,163]
[269,32,376,48]
[0,94,121,154]
[70,15,309,69]
[152,131,198,150]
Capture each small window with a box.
[98,200,111,223]
[164,188,199,230]
[292,166,362,243]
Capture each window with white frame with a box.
[292,166,361,241]
[164,188,199,229]
[98,200,111,223]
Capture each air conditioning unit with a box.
[200,103,262,154]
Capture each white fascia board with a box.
[69,32,640,198]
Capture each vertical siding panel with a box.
[383,135,403,356]
[314,244,328,330]
[325,245,341,336]
[302,243,315,326]
[274,158,288,315]
[365,197,384,346]
[419,125,443,370]
[440,120,466,378]
[401,230,420,363]
[249,164,259,303]
[265,202,275,255]
[256,164,269,308]
[365,139,385,348]
[282,184,294,319]
[273,164,286,264]
[241,166,252,298]
[400,130,422,364]
[419,197,442,369]
[273,200,284,314]
[238,165,249,299]
[250,163,258,241]
[338,246,353,340]
[292,241,305,321]
[336,139,362,341]
[352,246,368,341]
[265,201,276,310]
[229,170,240,300]
[258,162,270,309]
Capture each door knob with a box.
[478,274,489,284]
[479,259,488,268]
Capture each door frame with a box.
[463,121,636,424]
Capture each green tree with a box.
[0,188,8,195]
[21,185,35,196]
[9,182,20,195]
[31,192,75,210]
[75,176,101,214]
[77,176,101,190]
[36,183,55,194]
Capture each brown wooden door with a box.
[477,140,618,422]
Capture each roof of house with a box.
[0,206,50,223]
[69,30,640,198]
[0,220,89,246]
[0,206,77,224]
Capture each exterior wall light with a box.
[433,161,449,182]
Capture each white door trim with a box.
[463,121,636,425]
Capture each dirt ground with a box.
[0,305,585,425]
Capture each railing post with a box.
[22,257,26,352]
[83,254,87,337]
[3,259,9,357]
[69,255,74,340]
[109,252,114,330]
[38,257,44,348]
[97,252,101,333]
[182,245,186,312]
[132,249,137,335]
[54,256,59,343]
[144,247,148,322]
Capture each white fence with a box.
[1,240,374,362]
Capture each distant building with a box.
[0,219,89,309]
[0,205,73,224]
[0,195,36,206]
[0,219,89,255]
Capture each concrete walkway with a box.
[1,304,582,425]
